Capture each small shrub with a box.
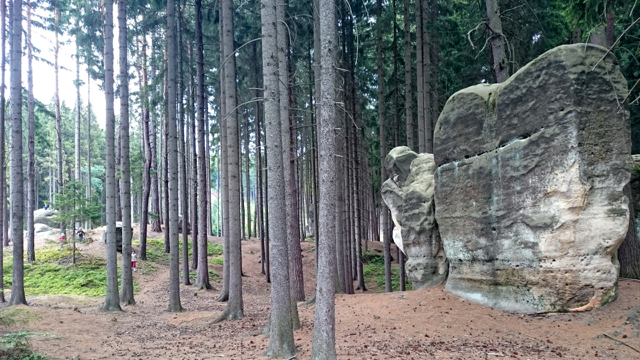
[0,331,48,360]
[211,257,223,265]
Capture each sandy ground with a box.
[2,227,640,359]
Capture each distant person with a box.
[44,204,49,210]
[59,232,66,249]
[131,251,137,272]
[77,228,84,242]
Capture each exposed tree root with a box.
[216,291,229,302]
[209,309,243,325]
[302,294,316,306]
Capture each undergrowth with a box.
[362,250,411,292]
[0,309,48,360]
[133,238,222,267]
[3,246,135,297]
[133,238,222,282]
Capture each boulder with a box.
[382,146,448,289]
[433,44,630,313]
[34,223,51,233]
[33,209,59,228]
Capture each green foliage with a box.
[0,310,38,328]
[211,257,223,265]
[3,247,133,297]
[52,180,102,229]
[0,331,48,360]
[132,238,222,267]
[362,250,412,292]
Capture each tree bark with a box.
[195,0,212,290]
[311,0,338,356]
[101,0,122,311]
[119,0,135,305]
[139,33,151,260]
[178,1,190,286]
[27,1,36,263]
[415,0,425,152]
[0,0,6,302]
[486,0,509,83]
[167,0,183,312]
[217,0,243,319]
[377,0,392,293]
[216,19,230,300]
[188,43,199,270]
[8,0,26,305]
[404,0,414,150]
[262,0,296,354]
[421,0,432,153]
[55,6,64,233]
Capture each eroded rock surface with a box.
[434,44,630,313]
[382,146,448,289]
[34,209,59,228]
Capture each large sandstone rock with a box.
[382,146,448,289]
[34,209,59,228]
[434,44,630,313]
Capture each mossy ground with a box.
[3,246,132,297]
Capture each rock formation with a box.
[34,209,59,228]
[433,44,630,313]
[382,146,448,289]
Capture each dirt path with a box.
[3,228,640,359]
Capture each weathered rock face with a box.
[382,146,448,289]
[434,44,630,313]
[34,209,59,228]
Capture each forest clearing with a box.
[0,226,638,359]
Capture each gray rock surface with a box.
[382,146,448,289]
[34,209,59,228]
[433,44,630,313]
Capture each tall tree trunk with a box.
[215,0,243,319]
[27,1,36,263]
[216,22,230,300]
[163,57,170,253]
[311,0,337,356]
[430,0,439,121]
[377,0,392,293]
[486,0,509,83]
[415,0,425,152]
[244,115,251,239]
[188,43,199,270]
[404,0,414,150]
[119,0,135,305]
[150,47,162,232]
[101,0,122,312]
[8,0,26,305]
[0,0,6,302]
[195,0,212,290]
[262,0,295,354]
[605,10,615,48]
[86,58,92,230]
[167,0,183,312]
[75,38,81,183]
[55,6,64,232]
[139,33,151,260]
[421,0,432,153]
[178,1,190,286]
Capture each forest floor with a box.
[2,227,640,359]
